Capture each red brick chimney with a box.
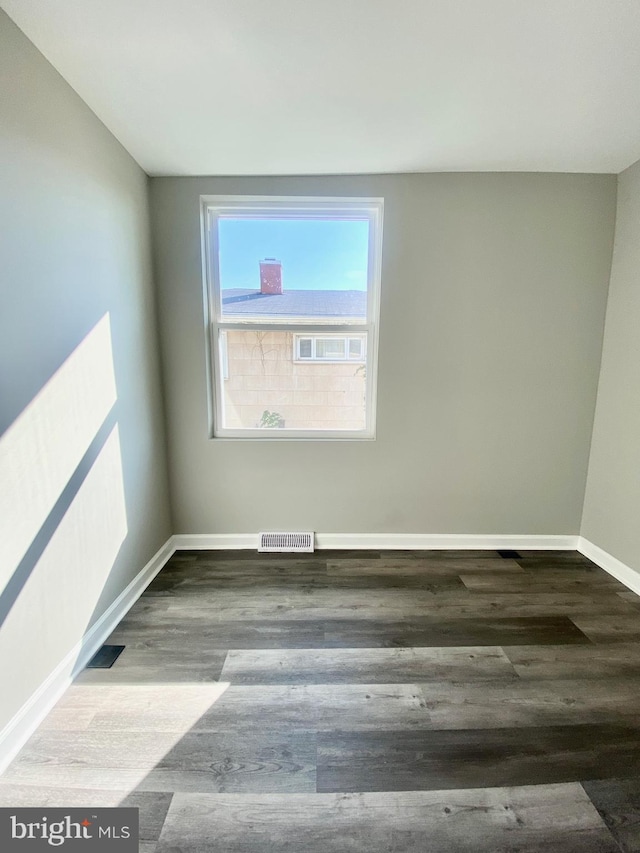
[259,259,282,295]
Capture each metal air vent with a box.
[259,532,315,553]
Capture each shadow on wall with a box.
[0,313,129,727]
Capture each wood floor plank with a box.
[123,598,171,614]
[323,615,591,647]
[108,621,326,649]
[159,561,329,578]
[380,549,520,560]
[517,557,603,572]
[148,573,468,595]
[327,557,524,575]
[571,614,640,643]
[4,731,316,794]
[169,551,330,565]
[460,571,627,592]
[36,707,97,731]
[504,643,640,679]
[220,646,519,684]
[87,684,431,733]
[618,591,640,607]
[50,682,229,714]
[155,786,619,853]
[517,567,629,583]
[416,677,640,728]
[582,777,640,853]
[516,551,595,563]
[317,725,640,792]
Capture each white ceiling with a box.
[3,0,640,176]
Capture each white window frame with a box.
[294,334,366,363]
[201,195,383,440]
[219,330,229,380]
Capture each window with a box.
[201,195,383,438]
[294,334,366,362]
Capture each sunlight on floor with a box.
[3,683,231,794]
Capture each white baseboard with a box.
[314,533,578,550]
[577,537,640,596]
[172,533,258,550]
[173,533,579,551]
[0,536,175,775]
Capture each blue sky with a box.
[218,217,369,291]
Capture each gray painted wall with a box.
[150,173,616,536]
[582,158,640,569]
[0,12,172,733]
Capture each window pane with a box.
[348,338,363,359]
[315,338,345,359]
[219,329,367,432]
[298,338,312,358]
[218,217,369,322]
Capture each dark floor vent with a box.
[497,549,522,559]
[86,645,125,669]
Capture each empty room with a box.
[2,1,640,850]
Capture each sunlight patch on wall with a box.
[0,424,128,725]
[0,314,117,591]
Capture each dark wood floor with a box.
[3,549,640,851]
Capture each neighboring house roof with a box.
[222,289,366,318]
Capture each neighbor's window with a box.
[201,195,383,438]
[294,334,366,363]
